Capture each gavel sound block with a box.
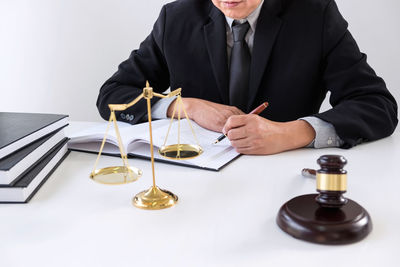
[276,155,372,245]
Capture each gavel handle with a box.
[301,168,316,178]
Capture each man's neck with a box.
[225,0,264,30]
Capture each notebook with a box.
[68,119,240,171]
[0,127,66,185]
[0,138,69,203]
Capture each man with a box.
[97,0,398,154]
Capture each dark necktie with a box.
[229,21,251,112]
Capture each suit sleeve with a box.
[315,0,398,148]
[96,6,170,124]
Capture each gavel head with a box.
[315,155,348,208]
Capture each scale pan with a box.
[158,144,203,160]
[90,166,142,185]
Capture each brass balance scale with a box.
[90,82,202,210]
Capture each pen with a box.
[213,101,269,144]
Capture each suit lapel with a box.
[203,5,230,104]
[248,1,283,111]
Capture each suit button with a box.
[120,113,126,119]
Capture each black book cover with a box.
[0,112,68,159]
[0,138,69,203]
[0,126,67,185]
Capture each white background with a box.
[0,0,399,121]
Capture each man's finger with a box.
[227,127,247,140]
[223,115,247,134]
[230,138,251,149]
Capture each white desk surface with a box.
[1,121,399,267]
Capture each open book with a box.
[68,119,240,171]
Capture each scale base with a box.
[276,194,372,245]
[132,186,178,210]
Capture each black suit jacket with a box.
[97,0,398,148]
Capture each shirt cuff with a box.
[151,96,177,119]
[300,116,344,148]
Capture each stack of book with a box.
[0,112,69,203]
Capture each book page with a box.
[69,119,239,170]
[68,120,155,153]
[68,121,133,154]
[128,119,239,170]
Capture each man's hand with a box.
[223,114,316,155]
[167,98,245,132]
